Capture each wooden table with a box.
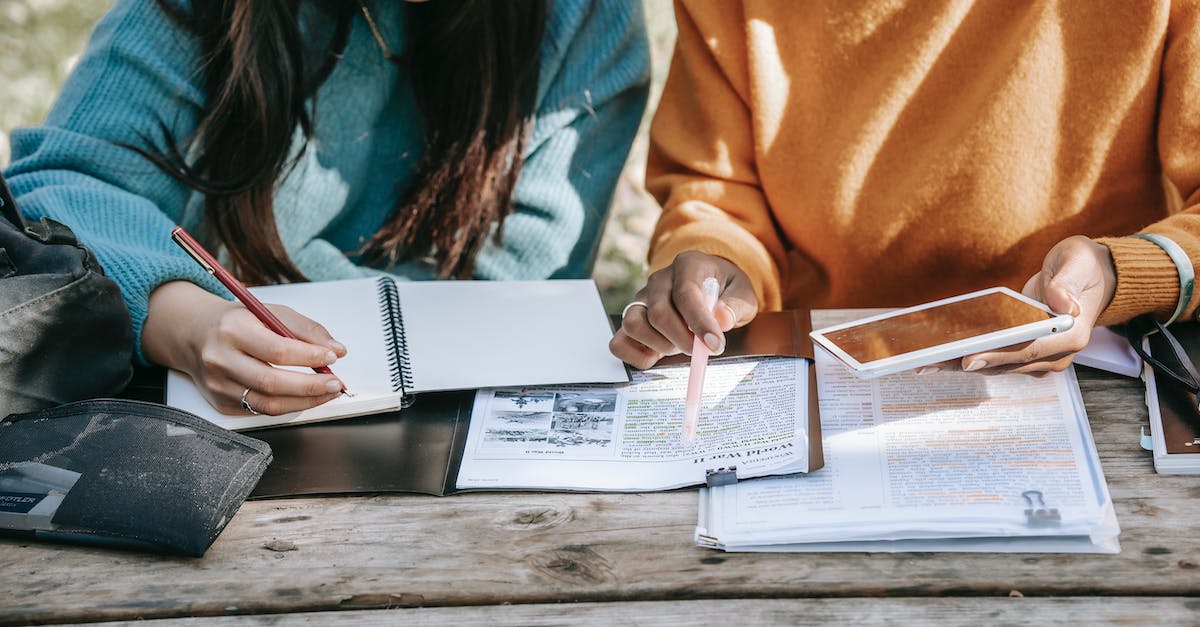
[3,369,1199,625]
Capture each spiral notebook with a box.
[166,277,630,430]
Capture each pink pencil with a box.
[682,277,722,445]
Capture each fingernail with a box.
[324,350,337,364]
[328,340,347,353]
[915,366,940,376]
[717,303,737,330]
[704,333,721,353]
[325,379,343,393]
[963,360,987,372]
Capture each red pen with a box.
[170,226,349,395]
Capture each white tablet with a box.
[809,287,1075,378]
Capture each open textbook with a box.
[694,309,1120,554]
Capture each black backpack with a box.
[0,172,134,416]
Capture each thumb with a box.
[1040,260,1090,318]
[1043,280,1081,317]
[1032,235,1116,322]
[716,291,757,332]
[717,264,760,331]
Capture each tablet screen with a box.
[821,291,1055,364]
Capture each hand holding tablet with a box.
[810,287,1075,379]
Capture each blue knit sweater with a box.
[5,0,649,359]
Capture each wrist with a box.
[1127,233,1194,325]
[143,281,233,369]
[1095,235,1193,325]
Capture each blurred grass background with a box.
[0,0,677,313]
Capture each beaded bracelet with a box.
[1128,233,1194,325]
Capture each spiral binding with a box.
[377,277,414,407]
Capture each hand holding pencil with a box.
[609,251,759,371]
[139,227,349,416]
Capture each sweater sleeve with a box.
[472,0,651,280]
[3,0,228,363]
[1095,0,1200,325]
[644,0,786,310]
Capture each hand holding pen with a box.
[609,251,759,371]
[168,227,349,416]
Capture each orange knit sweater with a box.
[647,0,1200,325]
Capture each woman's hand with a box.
[961,236,1117,375]
[143,281,348,415]
[609,251,759,369]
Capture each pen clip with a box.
[171,229,216,275]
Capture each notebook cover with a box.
[1147,326,1200,456]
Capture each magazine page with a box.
[456,356,811,491]
[698,309,1117,552]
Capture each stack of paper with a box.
[695,310,1120,554]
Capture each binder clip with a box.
[705,466,738,487]
[1022,490,1061,527]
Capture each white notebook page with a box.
[397,279,629,392]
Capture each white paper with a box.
[456,356,812,491]
[696,309,1119,554]
[1074,326,1142,378]
[396,280,629,391]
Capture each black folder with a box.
[127,311,824,497]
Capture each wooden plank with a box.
[4,370,1199,625]
[88,598,1200,626]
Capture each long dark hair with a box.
[141,0,546,284]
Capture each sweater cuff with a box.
[1094,236,1182,325]
[649,222,783,311]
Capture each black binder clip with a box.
[705,466,737,487]
[1022,490,1061,527]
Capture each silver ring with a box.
[621,301,649,319]
[240,387,260,415]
